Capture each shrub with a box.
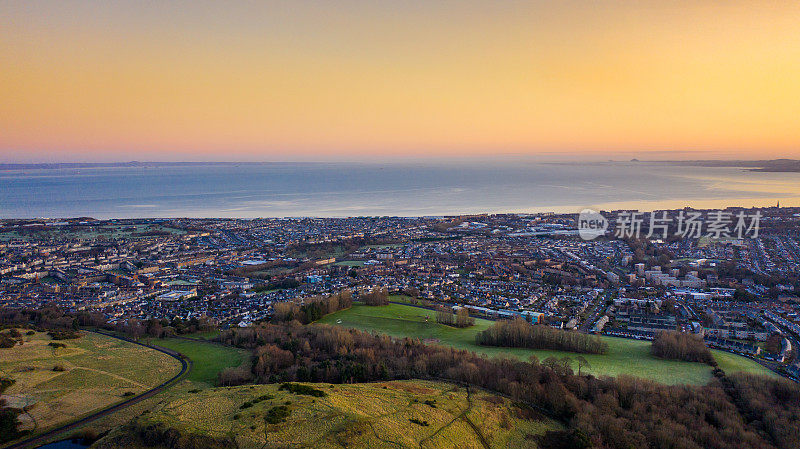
[279,383,327,397]
[0,408,25,443]
[48,330,81,340]
[240,393,274,409]
[0,377,14,394]
[264,405,290,424]
[0,333,16,348]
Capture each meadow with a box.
[92,380,561,449]
[317,302,776,385]
[145,337,248,385]
[0,330,181,438]
[332,260,365,267]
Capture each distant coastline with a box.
[0,161,305,170]
[4,159,800,172]
[647,159,800,173]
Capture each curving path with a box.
[3,330,191,449]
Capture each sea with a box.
[1,161,799,218]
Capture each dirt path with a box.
[69,366,147,389]
[418,385,490,449]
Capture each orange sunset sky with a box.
[2,1,800,162]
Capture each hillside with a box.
[0,329,182,443]
[91,380,561,449]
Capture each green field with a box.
[92,380,560,449]
[317,303,776,385]
[333,260,365,267]
[182,330,222,341]
[0,330,182,439]
[712,350,775,376]
[146,338,248,385]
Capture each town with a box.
[2,207,800,382]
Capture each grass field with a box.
[317,303,776,385]
[182,330,221,341]
[0,330,181,439]
[333,260,365,267]
[92,380,561,449]
[145,338,248,385]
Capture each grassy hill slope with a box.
[0,330,181,441]
[92,380,561,449]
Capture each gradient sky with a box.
[2,1,800,162]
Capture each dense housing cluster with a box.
[1,207,799,383]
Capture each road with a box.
[579,294,608,333]
[3,330,191,449]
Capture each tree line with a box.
[0,305,215,341]
[271,290,353,324]
[475,317,609,354]
[360,287,389,306]
[252,278,301,292]
[435,306,474,328]
[651,330,715,365]
[216,321,798,449]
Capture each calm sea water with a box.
[1,161,798,218]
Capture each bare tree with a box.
[576,355,590,376]
[455,308,474,328]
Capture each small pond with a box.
[35,439,90,449]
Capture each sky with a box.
[2,0,800,162]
